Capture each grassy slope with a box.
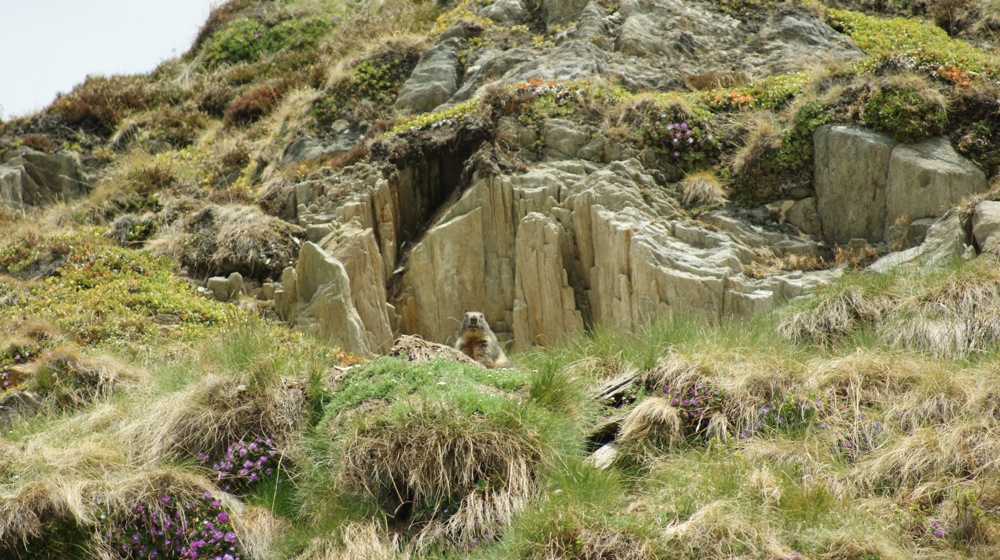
[3,0,1000,559]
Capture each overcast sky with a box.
[0,0,218,119]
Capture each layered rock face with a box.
[263,2,989,355]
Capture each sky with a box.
[0,0,219,119]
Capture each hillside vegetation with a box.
[3,0,1000,558]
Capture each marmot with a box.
[454,311,512,369]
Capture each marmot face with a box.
[461,311,488,332]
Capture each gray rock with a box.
[207,277,232,302]
[280,129,364,166]
[395,39,463,114]
[318,220,396,354]
[586,443,619,470]
[541,0,589,25]
[512,213,584,348]
[746,11,864,76]
[0,148,86,208]
[973,201,1000,255]
[481,0,525,25]
[227,272,244,299]
[885,138,987,240]
[306,224,334,243]
[814,125,893,244]
[869,211,971,272]
[786,198,820,236]
[901,218,937,250]
[542,119,598,160]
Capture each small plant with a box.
[0,342,38,392]
[312,49,420,127]
[640,111,721,172]
[101,493,241,560]
[739,393,824,439]
[661,381,723,436]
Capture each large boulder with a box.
[395,39,463,114]
[885,138,987,239]
[814,125,893,244]
[973,201,1000,255]
[0,148,86,208]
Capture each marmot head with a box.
[461,311,488,331]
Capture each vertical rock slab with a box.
[395,39,462,114]
[395,209,486,343]
[319,220,396,354]
[294,242,369,356]
[885,138,987,240]
[814,125,893,244]
[512,213,583,348]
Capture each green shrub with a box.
[202,18,269,67]
[202,17,332,68]
[312,49,421,127]
[863,86,947,143]
[0,232,229,345]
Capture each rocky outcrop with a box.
[389,158,838,346]
[814,125,987,245]
[0,148,86,208]
[317,220,396,354]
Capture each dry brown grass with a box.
[121,374,305,461]
[679,171,727,209]
[169,204,305,280]
[619,397,682,448]
[778,285,895,345]
[731,112,782,176]
[295,522,411,560]
[886,271,1000,358]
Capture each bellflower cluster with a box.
[209,436,280,493]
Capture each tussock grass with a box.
[779,285,896,345]
[619,397,682,448]
[294,522,410,559]
[679,171,727,209]
[339,400,541,545]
